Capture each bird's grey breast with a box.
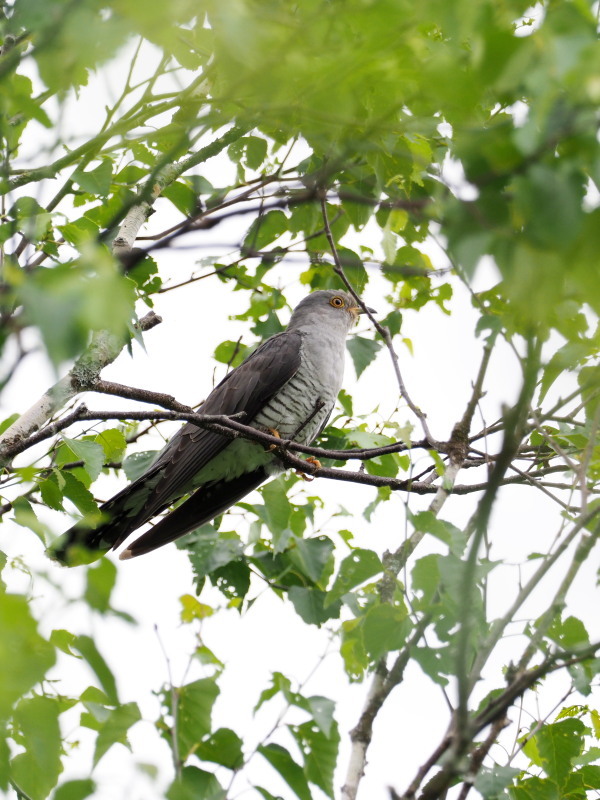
[252,327,346,444]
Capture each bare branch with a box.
[453,339,541,749]
[400,641,600,800]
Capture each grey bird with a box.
[49,290,371,565]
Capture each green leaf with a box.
[12,497,48,543]
[474,764,520,797]
[61,436,105,482]
[229,135,269,170]
[38,473,65,511]
[325,549,382,606]
[289,202,321,236]
[547,615,590,651]
[509,775,558,800]
[214,340,249,367]
[258,743,312,800]
[243,210,288,252]
[196,728,244,770]
[341,190,375,231]
[288,587,341,626]
[576,764,600,787]
[95,428,127,462]
[17,256,135,366]
[412,554,441,604]
[539,341,591,402]
[228,135,268,170]
[246,136,268,169]
[128,254,161,295]
[73,159,113,196]
[93,702,141,767]
[291,720,340,797]
[362,603,409,660]
[84,559,117,614]
[53,779,96,800]
[409,511,467,556]
[346,336,382,378]
[307,697,336,738]
[167,766,225,800]
[176,678,220,761]
[288,537,334,585]
[337,389,354,416]
[336,247,368,294]
[254,672,292,712]
[49,629,80,657]
[0,413,18,435]
[411,646,451,686]
[364,452,401,478]
[9,196,51,242]
[260,478,293,539]
[210,559,251,601]
[10,696,62,800]
[122,451,159,481]
[178,526,244,587]
[80,685,113,724]
[73,635,119,705]
[254,788,281,800]
[0,731,8,790]
[535,718,585,787]
[162,181,199,215]
[514,164,584,250]
[61,472,99,517]
[58,217,100,248]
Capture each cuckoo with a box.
[50,290,372,565]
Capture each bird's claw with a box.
[266,427,281,451]
[295,456,322,482]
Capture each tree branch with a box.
[400,641,600,800]
[111,125,248,257]
[453,339,541,750]
[341,338,497,800]
[0,311,161,465]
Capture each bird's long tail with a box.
[47,472,167,566]
[48,467,268,565]
[119,467,268,559]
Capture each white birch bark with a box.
[0,321,158,464]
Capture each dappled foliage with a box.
[1,0,600,798]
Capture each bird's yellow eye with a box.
[330,296,345,308]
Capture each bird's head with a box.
[288,290,375,334]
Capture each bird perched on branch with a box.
[49,290,373,565]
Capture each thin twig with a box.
[319,194,437,446]
[154,625,182,779]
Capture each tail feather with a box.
[48,468,268,565]
[48,476,169,566]
[120,468,268,559]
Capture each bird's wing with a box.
[49,330,304,564]
[106,329,304,544]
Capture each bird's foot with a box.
[295,456,322,482]
[266,427,281,451]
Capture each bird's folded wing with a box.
[113,329,304,534]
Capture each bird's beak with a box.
[350,304,377,319]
